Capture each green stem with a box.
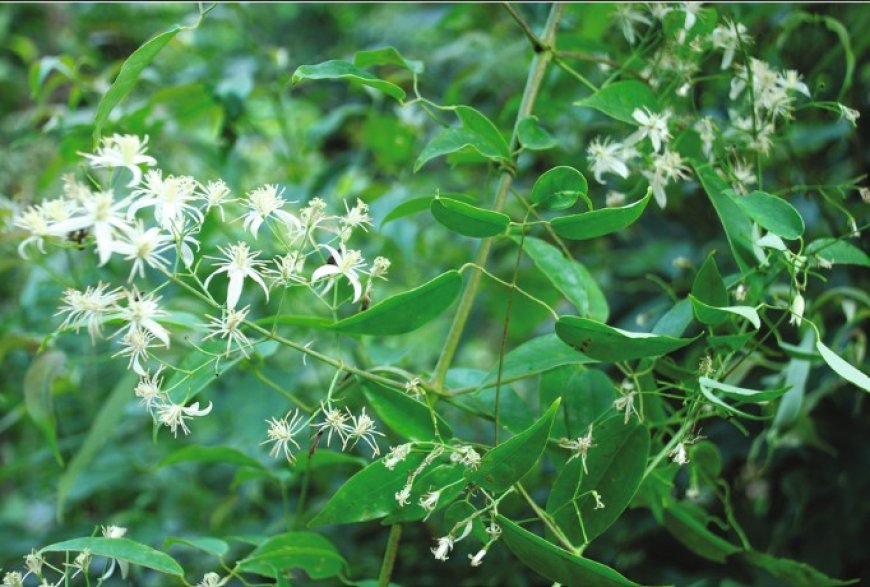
[378,524,403,587]
[431,2,564,389]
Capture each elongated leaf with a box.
[41,537,183,576]
[805,238,870,267]
[382,193,475,226]
[415,105,510,171]
[541,366,616,438]
[430,197,510,237]
[522,236,609,321]
[743,549,858,587]
[383,464,465,523]
[733,191,804,240]
[159,445,265,470]
[309,452,426,526]
[164,536,229,558]
[694,163,756,272]
[239,532,346,580]
[530,166,589,211]
[663,503,741,563]
[353,47,423,74]
[691,254,727,307]
[94,26,180,140]
[362,382,452,441]
[332,271,462,335]
[699,377,788,403]
[773,331,815,433]
[292,60,405,101]
[498,516,641,586]
[574,80,659,125]
[483,334,592,384]
[57,373,136,519]
[556,316,696,362]
[550,191,651,240]
[817,340,870,392]
[23,350,64,465]
[517,116,557,150]
[690,295,761,329]
[547,418,649,544]
[466,399,560,492]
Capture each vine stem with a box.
[431,2,564,390]
[377,523,403,587]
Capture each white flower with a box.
[558,424,596,474]
[311,244,366,303]
[134,369,166,411]
[129,170,201,231]
[314,401,352,447]
[114,327,158,375]
[731,160,757,195]
[586,137,634,184]
[261,409,306,462]
[344,407,384,456]
[384,443,413,470]
[450,445,482,469]
[431,536,454,561]
[265,252,306,287]
[395,485,412,507]
[112,221,173,281]
[204,242,269,309]
[642,149,691,208]
[370,256,391,279]
[789,293,805,327]
[680,2,703,31]
[486,521,502,538]
[628,108,672,153]
[613,4,651,44]
[116,288,171,347]
[195,573,228,587]
[242,184,301,238]
[469,549,487,567]
[605,191,627,207]
[711,19,751,70]
[67,549,91,574]
[670,443,690,466]
[419,490,440,519]
[157,399,213,437]
[300,197,330,232]
[24,549,44,576]
[859,187,870,204]
[56,282,120,342]
[101,525,127,538]
[838,104,860,127]
[2,571,24,587]
[614,389,638,424]
[778,69,810,98]
[50,190,131,266]
[203,306,254,357]
[341,198,373,232]
[81,134,156,187]
[592,490,606,510]
[200,179,234,220]
[13,204,54,258]
[694,116,717,161]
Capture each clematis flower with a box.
[628,107,672,153]
[157,399,213,437]
[242,184,301,238]
[50,190,131,266]
[311,244,366,303]
[128,170,202,231]
[204,242,269,309]
[81,134,156,187]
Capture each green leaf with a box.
[430,197,510,237]
[550,190,651,240]
[556,316,697,362]
[57,373,136,519]
[530,166,590,211]
[309,452,426,526]
[773,331,815,433]
[158,445,265,470]
[805,238,870,267]
[23,350,64,465]
[574,80,659,125]
[93,26,180,140]
[239,532,346,580]
[332,271,461,335]
[699,377,788,403]
[415,105,510,171]
[498,516,641,586]
[362,382,452,441]
[383,464,465,523]
[743,549,859,587]
[816,340,870,392]
[690,296,761,329]
[292,451,366,472]
[164,536,229,558]
[691,254,727,307]
[522,237,609,321]
[466,399,560,492]
[732,191,805,240]
[41,537,183,576]
[381,193,475,226]
[292,59,405,101]
[547,417,650,544]
[353,46,423,74]
[517,116,558,150]
[541,367,616,438]
[483,334,592,384]
[694,163,756,272]
[165,340,247,404]
[662,502,742,563]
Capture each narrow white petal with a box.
[311,264,342,282]
[227,272,244,309]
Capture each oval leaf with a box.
[817,340,870,392]
[574,80,659,125]
[466,399,560,492]
[483,334,592,384]
[381,193,476,227]
[498,516,641,586]
[691,254,727,307]
[415,105,510,171]
[41,537,183,576]
[517,116,557,151]
[556,316,697,362]
[531,166,589,211]
[362,382,452,441]
[239,532,346,580]
[159,445,265,470]
[550,190,651,240]
[662,503,742,563]
[353,46,423,74]
[690,296,761,329]
[164,536,229,558]
[430,197,510,237]
[332,271,462,335]
[694,163,756,272]
[732,191,804,240]
[292,59,405,101]
[805,238,870,267]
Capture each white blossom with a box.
[242,184,301,238]
[157,399,213,437]
[419,490,440,519]
[115,327,159,375]
[204,242,269,309]
[116,288,171,347]
[671,442,690,466]
[642,149,691,208]
[134,369,166,411]
[56,282,120,342]
[203,306,254,358]
[129,170,202,231]
[789,293,805,327]
[200,179,234,220]
[313,401,352,448]
[344,407,384,456]
[101,525,127,539]
[431,536,454,561]
[341,198,373,232]
[586,137,635,184]
[384,443,413,470]
[711,19,751,70]
[613,4,651,44]
[468,549,487,567]
[628,108,672,152]
[395,485,412,507]
[838,104,860,127]
[311,244,366,303]
[81,134,156,187]
[112,221,173,281]
[261,409,306,462]
[50,190,131,266]
[558,424,596,474]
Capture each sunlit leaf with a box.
[574,80,659,125]
[415,105,510,171]
[550,190,651,240]
[292,59,405,100]
[530,166,590,211]
[41,537,184,576]
[517,115,558,150]
[817,340,870,392]
[430,197,510,237]
[732,191,805,240]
